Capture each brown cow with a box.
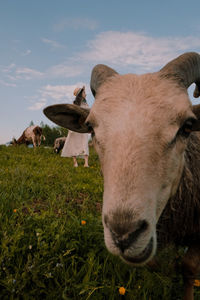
[12,125,45,147]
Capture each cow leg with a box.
[182,245,200,300]
[32,137,37,148]
[38,137,41,147]
[36,135,41,147]
[36,137,39,147]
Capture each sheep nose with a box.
[104,215,148,252]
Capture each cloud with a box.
[47,63,84,78]
[39,83,87,103]
[27,84,86,111]
[28,98,47,111]
[1,64,44,83]
[80,31,200,72]
[54,18,98,32]
[0,79,17,87]
[15,67,44,80]
[22,49,31,56]
[41,38,65,49]
[0,64,17,86]
[3,31,200,90]
[29,83,90,109]
[2,63,16,73]
[27,80,95,111]
[1,61,83,83]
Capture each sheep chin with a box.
[120,237,155,266]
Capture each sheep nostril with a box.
[110,220,148,252]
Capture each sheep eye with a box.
[178,119,195,138]
[85,121,94,135]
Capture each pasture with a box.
[0,145,199,299]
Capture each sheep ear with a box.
[43,104,90,133]
[90,64,118,97]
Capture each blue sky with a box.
[1,0,200,143]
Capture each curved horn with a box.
[90,64,118,97]
[159,52,200,98]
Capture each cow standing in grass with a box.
[54,137,66,153]
[12,125,45,147]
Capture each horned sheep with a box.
[44,52,200,300]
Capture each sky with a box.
[1,0,200,144]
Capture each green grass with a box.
[0,145,199,299]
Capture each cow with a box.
[12,125,45,147]
[54,137,66,153]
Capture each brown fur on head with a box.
[33,126,42,136]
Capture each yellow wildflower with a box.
[194,279,200,287]
[119,287,126,295]
[81,220,86,225]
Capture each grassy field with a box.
[0,145,200,299]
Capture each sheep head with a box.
[43,52,200,266]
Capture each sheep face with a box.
[43,52,200,267]
[87,73,196,265]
